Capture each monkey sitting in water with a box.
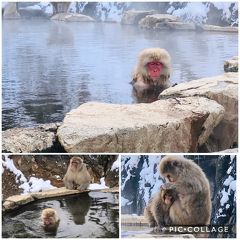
[41,208,60,233]
[63,157,92,191]
[132,48,172,102]
[144,186,177,231]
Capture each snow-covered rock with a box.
[159,72,238,152]
[57,97,224,153]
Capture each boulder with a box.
[3,3,21,19]
[155,21,196,30]
[2,123,62,153]
[121,10,156,25]
[139,14,180,29]
[224,56,238,72]
[51,13,95,22]
[3,195,34,211]
[159,72,238,152]
[57,97,224,153]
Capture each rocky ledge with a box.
[3,187,118,212]
[122,11,238,32]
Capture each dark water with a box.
[2,19,238,130]
[2,192,119,238]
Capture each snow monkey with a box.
[159,156,212,226]
[41,208,60,233]
[144,186,177,229]
[132,48,171,93]
[63,157,91,191]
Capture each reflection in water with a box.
[2,192,119,238]
[65,193,91,225]
[2,19,238,130]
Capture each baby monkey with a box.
[144,186,177,231]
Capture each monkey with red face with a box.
[132,48,171,98]
[41,208,60,233]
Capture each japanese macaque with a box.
[144,186,177,229]
[159,156,212,226]
[41,208,60,233]
[132,48,171,102]
[63,157,91,191]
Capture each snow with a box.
[111,157,119,171]
[168,2,209,23]
[88,177,109,190]
[227,166,233,174]
[220,189,229,206]
[2,155,56,195]
[229,180,236,192]
[223,175,234,186]
[121,196,130,207]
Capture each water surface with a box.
[2,192,119,238]
[2,19,238,130]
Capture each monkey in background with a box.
[63,157,92,191]
[144,186,177,230]
[132,48,172,102]
[159,156,212,226]
[41,208,60,233]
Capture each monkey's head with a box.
[160,187,176,205]
[138,48,171,82]
[159,156,186,183]
[70,157,83,171]
[41,208,59,226]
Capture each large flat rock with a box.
[2,123,61,153]
[159,72,238,152]
[57,97,224,153]
[51,13,95,22]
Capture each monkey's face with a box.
[146,61,163,81]
[70,158,82,170]
[42,212,57,226]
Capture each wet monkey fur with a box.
[132,48,171,92]
[159,156,212,226]
[41,208,60,232]
[63,157,91,191]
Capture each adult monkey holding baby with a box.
[145,156,212,231]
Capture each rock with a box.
[224,56,238,72]
[3,187,117,212]
[197,24,238,32]
[121,10,156,25]
[51,13,95,22]
[3,195,34,211]
[57,97,224,153]
[2,123,63,153]
[219,148,238,153]
[3,3,21,19]
[155,21,196,30]
[139,14,180,29]
[159,72,238,152]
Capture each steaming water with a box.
[2,19,238,130]
[2,192,119,238]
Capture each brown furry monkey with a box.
[132,48,171,91]
[63,157,91,191]
[144,186,177,229]
[41,208,60,233]
[159,156,212,226]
